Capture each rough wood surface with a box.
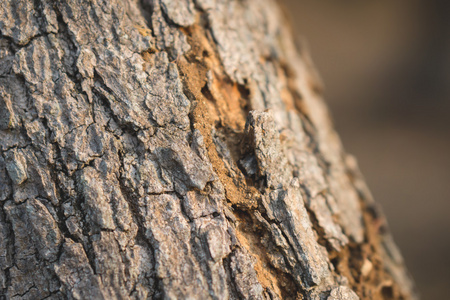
[0,0,417,299]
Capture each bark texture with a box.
[0,0,416,299]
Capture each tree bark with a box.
[0,0,416,299]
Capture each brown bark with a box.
[0,0,416,299]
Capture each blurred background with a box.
[281,0,450,299]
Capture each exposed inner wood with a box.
[177,18,413,300]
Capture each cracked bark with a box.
[0,0,417,299]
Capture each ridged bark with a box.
[0,0,416,299]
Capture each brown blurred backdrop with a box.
[281,0,450,299]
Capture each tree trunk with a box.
[0,0,416,299]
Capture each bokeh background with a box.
[281,1,450,299]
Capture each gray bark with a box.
[0,0,416,299]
